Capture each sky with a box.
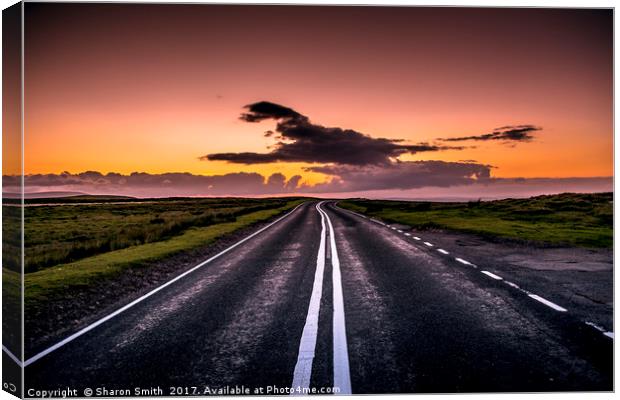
[10,4,613,198]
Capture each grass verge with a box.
[24,198,293,273]
[25,200,304,309]
[339,192,612,248]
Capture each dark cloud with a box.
[239,101,304,123]
[303,160,492,192]
[202,101,463,166]
[440,125,541,143]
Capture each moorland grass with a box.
[23,198,293,273]
[2,205,22,273]
[339,192,612,248]
[25,200,304,308]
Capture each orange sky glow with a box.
[10,4,613,198]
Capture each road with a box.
[23,201,612,395]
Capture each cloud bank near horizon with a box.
[4,161,491,196]
[305,161,492,192]
[3,170,611,199]
[3,171,302,197]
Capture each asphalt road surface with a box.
[22,201,612,395]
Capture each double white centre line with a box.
[292,202,352,394]
[322,204,353,395]
[291,204,327,390]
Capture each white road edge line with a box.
[437,249,449,255]
[3,345,22,367]
[291,203,327,392]
[24,202,306,368]
[528,294,567,312]
[481,270,503,280]
[318,203,352,395]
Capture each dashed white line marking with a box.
[504,281,521,290]
[404,233,411,237]
[291,203,327,391]
[481,270,503,280]
[390,226,397,230]
[318,203,352,394]
[333,206,605,331]
[455,257,476,267]
[397,229,403,233]
[585,321,614,339]
[528,294,567,312]
[23,202,306,367]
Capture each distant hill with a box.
[3,191,87,199]
[53,194,136,201]
[3,192,137,204]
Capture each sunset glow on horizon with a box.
[13,4,613,198]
